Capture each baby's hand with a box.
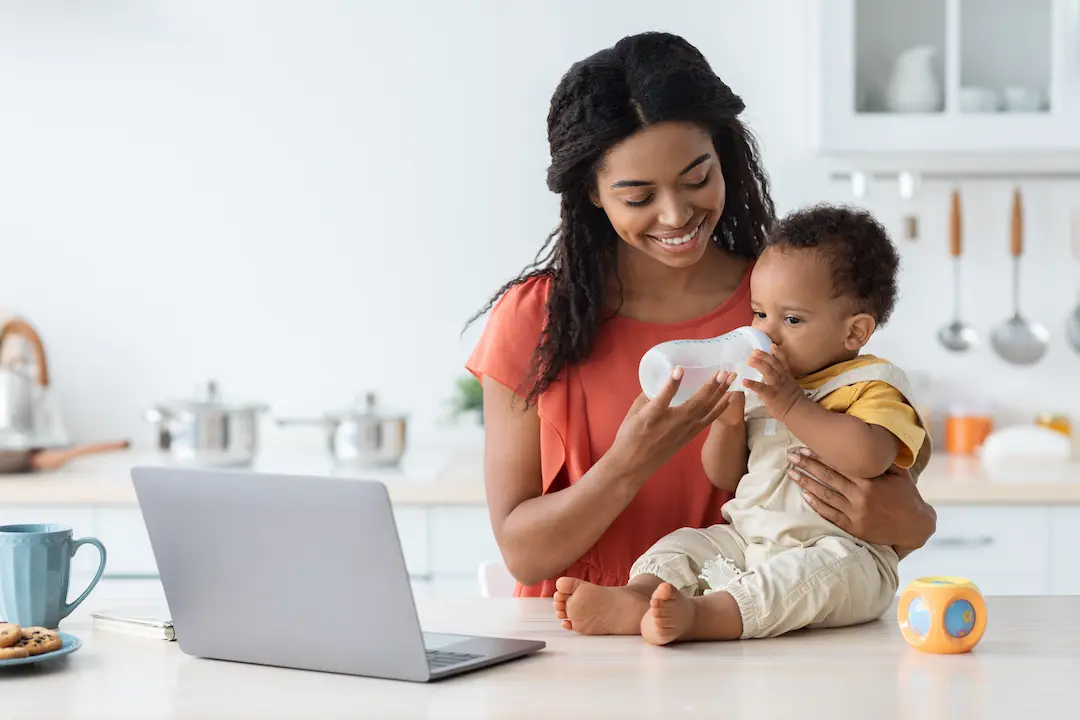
[744,347,804,421]
[712,389,745,427]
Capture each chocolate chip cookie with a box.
[0,623,21,649]
[17,627,63,656]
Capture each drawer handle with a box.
[928,535,994,549]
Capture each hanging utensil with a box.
[937,189,977,352]
[1066,207,1080,355]
[990,188,1049,365]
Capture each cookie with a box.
[0,645,30,660]
[17,627,62,655]
[0,623,20,648]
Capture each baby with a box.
[554,203,931,644]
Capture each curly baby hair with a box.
[766,203,901,325]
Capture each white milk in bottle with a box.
[638,326,773,407]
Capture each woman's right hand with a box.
[610,368,736,479]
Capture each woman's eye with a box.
[624,195,652,207]
[686,171,711,189]
[784,316,802,326]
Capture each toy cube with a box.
[897,576,987,654]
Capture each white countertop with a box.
[3,596,1078,718]
[2,448,1080,507]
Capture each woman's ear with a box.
[844,313,877,351]
[589,188,602,208]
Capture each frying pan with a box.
[0,439,130,474]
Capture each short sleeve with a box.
[465,276,550,397]
[846,381,926,468]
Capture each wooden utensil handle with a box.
[949,189,962,257]
[1011,188,1023,257]
[29,440,130,471]
[0,318,49,386]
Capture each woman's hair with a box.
[468,31,775,407]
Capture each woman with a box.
[465,32,936,607]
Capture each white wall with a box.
[1,0,1077,453]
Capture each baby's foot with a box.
[553,577,650,635]
[640,582,696,645]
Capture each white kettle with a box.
[885,45,942,113]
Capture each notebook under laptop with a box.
[131,465,544,682]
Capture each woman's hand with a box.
[785,447,936,558]
[611,368,737,480]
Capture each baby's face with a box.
[749,246,863,377]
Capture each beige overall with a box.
[629,362,931,639]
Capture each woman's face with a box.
[592,121,726,269]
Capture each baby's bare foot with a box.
[552,577,649,635]
[641,582,696,645]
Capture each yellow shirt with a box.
[797,355,926,468]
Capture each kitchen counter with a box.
[2,448,1080,507]
[4,596,1078,718]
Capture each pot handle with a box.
[0,318,49,386]
[275,417,331,427]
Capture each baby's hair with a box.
[765,204,900,325]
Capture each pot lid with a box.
[154,380,269,414]
[325,391,406,421]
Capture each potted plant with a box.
[447,374,484,426]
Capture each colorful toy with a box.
[897,576,987,654]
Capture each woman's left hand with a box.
[786,447,936,557]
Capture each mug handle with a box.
[60,537,107,621]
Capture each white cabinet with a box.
[897,506,1053,595]
[818,0,1080,155]
[1050,507,1080,594]
[0,504,498,601]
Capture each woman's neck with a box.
[607,242,749,323]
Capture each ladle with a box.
[1066,208,1080,354]
[990,188,1049,365]
[937,189,977,352]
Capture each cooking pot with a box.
[277,392,407,467]
[145,380,269,467]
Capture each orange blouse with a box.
[466,264,754,597]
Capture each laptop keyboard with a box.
[427,650,483,670]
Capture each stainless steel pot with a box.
[145,381,269,467]
[277,392,407,467]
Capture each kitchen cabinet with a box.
[1049,507,1080,594]
[896,506,1053,595]
[4,501,1076,600]
[0,504,504,600]
[817,0,1080,155]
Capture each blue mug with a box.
[0,524,107,629]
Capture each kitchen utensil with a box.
[0,318,49,440]
[0,439,130,474]
[990,188,1049,365]
[1066,209,1080,354]
[145,381,269,467]
[276,391,407,467]
[937,189,977,352]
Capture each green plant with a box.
[448,374,484,424]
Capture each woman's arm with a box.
[784,448,936,558]
[483,369,735,586]
[482,378,649,586]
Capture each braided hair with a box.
[468,32,775,407]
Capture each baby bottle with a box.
[638,326,773,407]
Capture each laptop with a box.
[131,465,545,682]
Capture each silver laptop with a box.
[131,465,545,682]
